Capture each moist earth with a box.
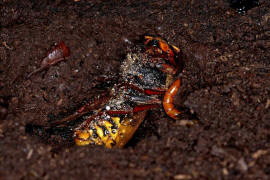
[0,0,270,179]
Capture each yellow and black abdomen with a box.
[74,110,147,148]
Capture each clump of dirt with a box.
[229,0,259,13]
[0,0,269,179]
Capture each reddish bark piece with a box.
[27,41,70,78]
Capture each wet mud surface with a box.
[0,0,270,179]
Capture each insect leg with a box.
[133,104,160,112]
[119,83,166,95]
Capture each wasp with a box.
[27,35,195,148]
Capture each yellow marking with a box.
[88,129,101,145]
[75,138,91,146]
[144,36,153,40]
[111,117,120,127]
[103,121,112,132]
[91,128,103,145]
[96,125,112,146]
[78,131,90,140]
[107,117,121,147]
[74,130,91,146]
[102,121,116,149]
[95,125,104,139]
[104,120,118,141]
[89,129,93,137]
[172,45,180,53]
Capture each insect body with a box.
[28,36,188,148]
[72,36,185,148]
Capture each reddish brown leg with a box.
[133,104,160,112]
[120,83,166,95]
[107,104,159,115]
[107,110,132,115]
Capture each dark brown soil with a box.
[0,0,270,179]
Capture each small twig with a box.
[27,57,65,79]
